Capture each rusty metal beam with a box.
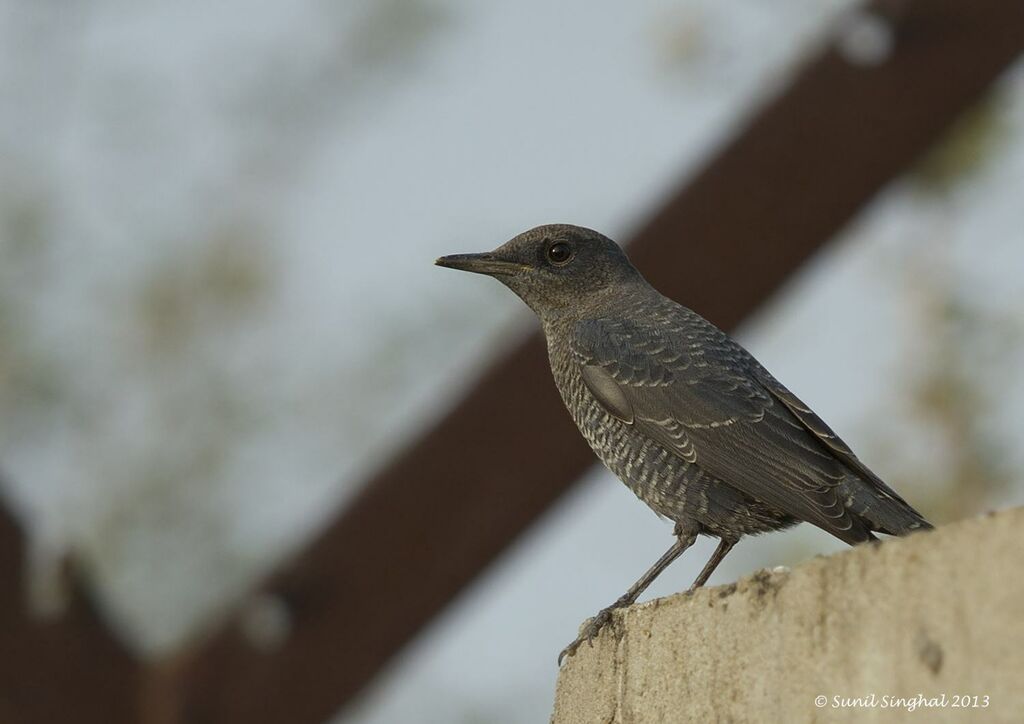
[159,2,1024,722]
[0,502,142,724]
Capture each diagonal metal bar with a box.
[158,2,1024,722]
[0,501,142,724]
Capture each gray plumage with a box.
[436,224,931,662]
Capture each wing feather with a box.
[572,316,871,543]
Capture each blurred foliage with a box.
[895,265,1019,524]
[773,90,1017,570]
[653,8,708,72]
[231,0,450,172]
[348,0,451,69]
[882,91,1017,524]
[0,190,68,441]
[0,0,456,652]
[137,231,271,356]
[81,374,265,645]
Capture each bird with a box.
[435,224,932,664]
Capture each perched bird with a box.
[436,224,931,663]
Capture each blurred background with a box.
[1,1,1022,723]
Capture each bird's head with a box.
[435,224,642,320]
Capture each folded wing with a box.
[572,315,881,543]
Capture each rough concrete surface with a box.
[551,508,1023,723]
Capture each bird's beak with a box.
[434,252,526,277]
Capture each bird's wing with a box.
[571,316,870,542]
[755,370,913,509]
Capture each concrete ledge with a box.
[552,508,1023,723]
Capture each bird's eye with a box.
[546,241,573,266]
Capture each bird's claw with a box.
[557,607,616,665]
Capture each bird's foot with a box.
[557,603,622,665]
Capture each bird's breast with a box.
[545,333,699,520]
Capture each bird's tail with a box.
[840,476,933,537]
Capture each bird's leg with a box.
[688,537,736,590]
[558,527,697,664]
